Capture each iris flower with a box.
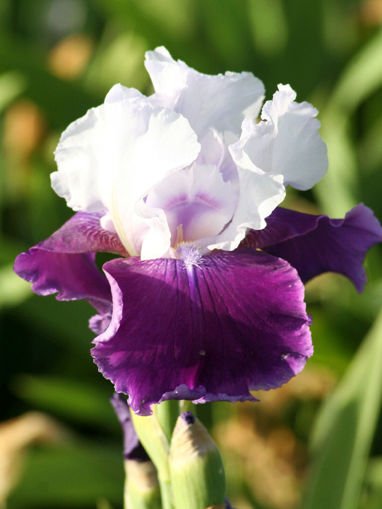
[14,47,382,415]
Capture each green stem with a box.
[155,400,180,443]
[179,400,195,414]
[159,478,173,509]
[131,407,177,509]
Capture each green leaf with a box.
[14,375,117,431]
[359,457,382,509]
[328,28,382,115]
[8,442,123,508]
[314,112,358,216]
[302,310,382,509]
[315,28,382,215]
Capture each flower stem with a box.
[159,478,173,509]
[179,399,195,414]
[155,400,179,443]
[131,410,175,508]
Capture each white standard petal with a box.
[133,202,172,261]
[106,101,201,255]
[104,83,145,104]
[52,84,200,256]
[52,105,109,212]
[51,84,147,214]
[205,170,286,252]
[145,46,265,139]
[230,84,328,191]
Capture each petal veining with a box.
[92,250,312,415]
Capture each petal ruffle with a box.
[52,86,200,257]
[230,84,328,191]
[13,212,120,312]
[52,104,109,213]
[92,249,312,415]
[243,204,382,292]
[145,46,265,139]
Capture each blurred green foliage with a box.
[1,1,382,508]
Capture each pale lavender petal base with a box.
[243,204,382,292]
[92,249,312,415]
[13,212,123,312]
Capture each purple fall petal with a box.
[110,393,148,461]
[243,204,382,292]
[39,212,127,255]
[92,249,312,415]
[89,312,112,335]
[14,249,110,312]
[13,212,123,312]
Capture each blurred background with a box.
[1,1,382,508]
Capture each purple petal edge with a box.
[13,212,125,312]
[14,248,111,312]
[243,204,382,292]
[110,393,148,461]
[92,249,312,415]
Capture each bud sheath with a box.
[169,412,226,509]
[125,459,161,509]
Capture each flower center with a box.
[164,192,227,246]
[145,164,238,255]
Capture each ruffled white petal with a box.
[205,171,286,252]
[51,50,327,261]
[145,46,265,139]
[230,84,328,191]
[52,105,109,212]
[104,83,144,104]
[52,86,200,255]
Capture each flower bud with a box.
[169,412,226,509]
[124,459,161,509]
[111,394,161,508]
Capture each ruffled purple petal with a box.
[37,212,127,255]
[242,204,382,292]
[89,312,112,335]
[110,393,148,461]
[92,249,312,415]
[13,212,125,312]
[14,249,110,312]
